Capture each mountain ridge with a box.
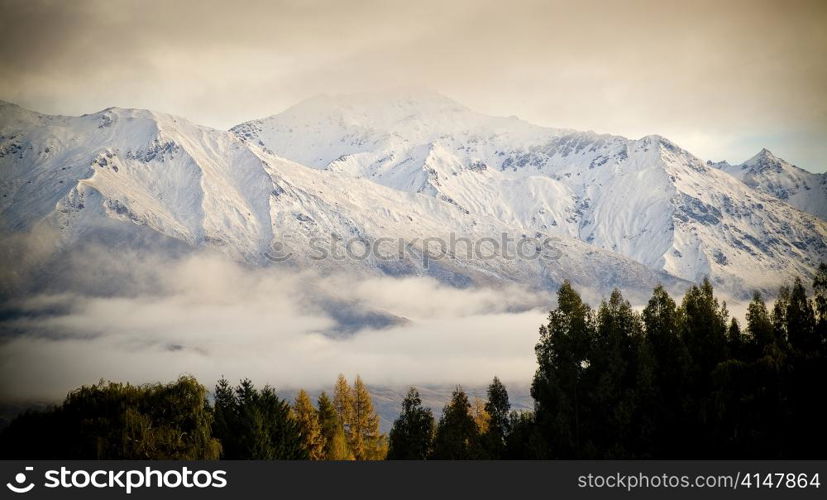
[710,148,827,219]
[1,95,825,297]
[231,92,826,289]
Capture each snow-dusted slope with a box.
[711,149,827,220]
[0,101,276,260]
[2,94,825,296]
[0,100,685,297]
[233,92,827,291]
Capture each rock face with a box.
[2,93,825,297]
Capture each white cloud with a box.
[0,250,549,401]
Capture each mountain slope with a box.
[232,92,827,291]
[711,149,827,220]
[0,100,686,299]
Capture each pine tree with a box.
[293,390,326,460]
[212,377,235,456]
[431,387,482,459]
[387,388,434,459]
[483,376,511,458]
[213,379,306,459]
[317,392,352,460]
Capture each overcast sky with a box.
[1,0,825,171]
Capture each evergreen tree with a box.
[503,410,542,459]
[213,379,306,459]
[293,390,326,460]
[431,387,483,459]
[641,284,690,456]
[387,388,434,460]
[727,318,743,359]
[482,377,511,458]
[678,279,729,455]
[531,281,594,458]
[784,275,826,457]
[586,289,645,457]
[786,278,817,354]
[317,392,352,460]
[680,278,729,375]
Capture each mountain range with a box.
[1,92,825,298]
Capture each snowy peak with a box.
[711,148,826,219]
[234,94,827,290]
[1,100,693,297]
[231,91,564,169]
[743,148,785,173]
[0,102,280,259]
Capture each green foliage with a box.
[213,378,306,459]
[0,376,220,459]
[482,377,510,458]
[531,280,595,458]
[528,273,827,459]
[503,410,543,459]
[387,388,434,459]
[431,387,483,459]
[786,278,817,354]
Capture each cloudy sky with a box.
[1,0,825,171]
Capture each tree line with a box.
[2,264,826,459]
[0,374,386,460]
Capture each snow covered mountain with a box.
[232,91,827,292]
[710,148,827,220]
[1,92,825,298]
[0,99,684,298]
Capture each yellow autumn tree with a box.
[351,376,386,460]
[471,397,491,434]
[317,392,353,460]
[292,390,326,460]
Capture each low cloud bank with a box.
[0,247,550,402]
